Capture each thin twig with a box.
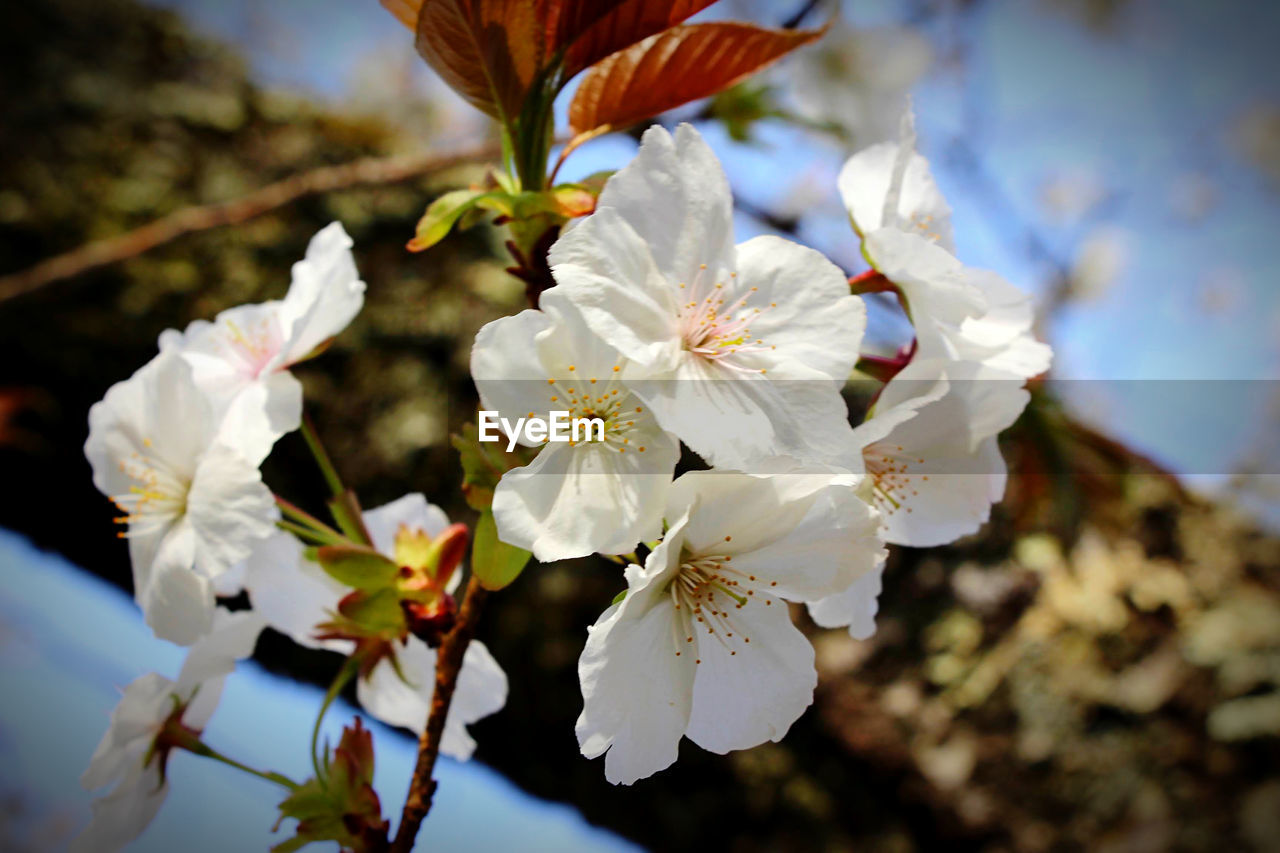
[0,140,501,304]
[389,574,490,853]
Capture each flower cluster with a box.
[76,106,1048,850]
[473,115,1049,783]
[80,224,507,850]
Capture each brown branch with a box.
[0,140,502,305]
[389,573,490,853]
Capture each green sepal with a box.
[315,544,399,591]
[337,588,406,635]
[471,509,532,591]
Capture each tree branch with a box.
[0,140,501,304]
[389,574,490,853]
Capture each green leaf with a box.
[407,188,500,252]
[611,589,628,606]
[315,545,399,591]
[471,509,532,591]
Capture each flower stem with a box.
[389,574,489,853]
[300,411,345,499]
[276,495,345,542]
[311,654,362,782]
[185,738,299,790]
[849,269,895,295]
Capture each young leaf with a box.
[273,720,387,853]
[568,21,826,137]
[471,508,532,591]
[559,0,720,80]
[315,545,400,591]
[384,0,544,120]
[407,188,508,252]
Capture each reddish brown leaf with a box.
[536,0,628,64]
[560,0,719,80]
[384,0,720,116]
[394,0,543,119]
[568,21,825,137]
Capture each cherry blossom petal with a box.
[356,638,507,761]
[142,561,215,646]
[807,563,885,641]
[864,228,985,328]
[732,235,866,381]
[838,142,954,251]
[81,674,172,791]
[491,428,677,561]
[593,123,736,288]
[441,642,509,761]
[684,591,816,755]
[546,209,679,371]
[576,581,696,785]
[177,609,265,698]
[472,309,559,435]
[278,221,366,366]
[185,441,277,580]
[243,531,350,652]
[71,761,168,853]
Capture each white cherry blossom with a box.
[159,222,365,464]
[838,109,953,252]
[576,469,883,784]
[807,564,884,642]
[73,610,264,853]
[85,351,277,645]
[548,124,866,470]
[357,636,507,761]
[243,494,507,757]
[841,109,1051,379]
[864,230,1052,379]
[471,288,680,561]
[855,359,1026,547]
[805,360,1026,637]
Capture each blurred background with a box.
[0,0,1277,850]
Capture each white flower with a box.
[864,231,1053,378]
[85,351,277,645]
[159,222,365,464]
[805,360,1026,638]
[837,108,953,252]
[470,288,680,561]
[548,124,866,470]
[853,359,1027,547]
[841,110,1051,379]
[357,636,507,761]
[243,494,507,757]
[576,469,883,784]
[74,610,264,853]
[806,564,884,641]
